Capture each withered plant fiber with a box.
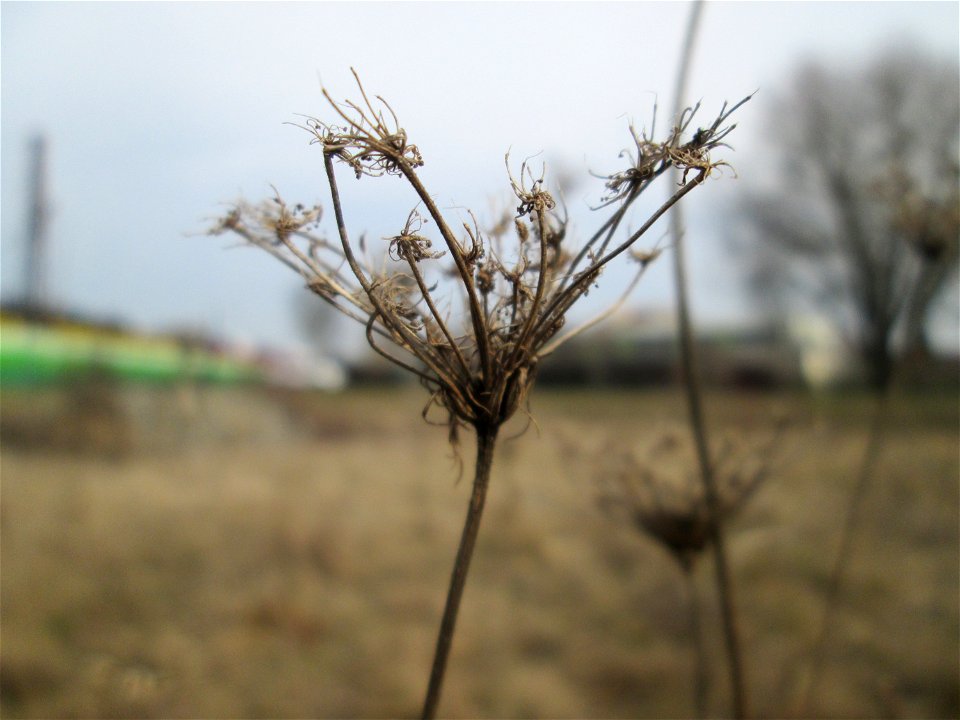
[211,69,746,718]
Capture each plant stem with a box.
[796,386,890,716]
[674,263,748,718]
[421,423,500,720]
[681,564,709,720]
[669,2,748,717]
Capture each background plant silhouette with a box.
[728,50,959,715]
[733,50,959,392]
[666,2,750,716]
[597,423,782,718]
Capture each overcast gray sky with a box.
[2,1,958,356]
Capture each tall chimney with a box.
[24,134,49,311]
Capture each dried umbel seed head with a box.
[507,157,557,217]
[210,68,748,720]
[634,504,712,570]
[596,95,749,208]
[870,166,960,264]
[298,69,424,179]
[211,70,747,438]
[598,422,785,570]
[388,234,445,263]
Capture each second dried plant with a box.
[211,70,746,718]
[597,423,784,718]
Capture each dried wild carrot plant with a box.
[210,69,747,718]
[667,2,751,716]
[597,422,784,718]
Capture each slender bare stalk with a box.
[422,423,498,719]
[596,424,779,719]
[796,385,890,716]
[796,242,937,715]
[668,2,748,717]
[680,563,709,720]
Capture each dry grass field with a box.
[1,383,957,718]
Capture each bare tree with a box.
[735,49,959,391]
[732,49,959,715]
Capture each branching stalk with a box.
[401,166,494,382]
[209,68,746,718]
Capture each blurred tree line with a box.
[734,48,959,391]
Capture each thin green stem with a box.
[421,423,500,720]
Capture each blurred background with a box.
[2,1,958,368]
[2,2,958,718]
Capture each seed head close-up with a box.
[209,68,747,719]
[210,69,748,440]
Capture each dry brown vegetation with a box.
[208,69,749,717]
[1,384,957,718]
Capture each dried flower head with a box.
[210,68,748,720]
[595,95,750,208]
[211,70,747,439]
[598,422,784,570]
[298,68,424,179]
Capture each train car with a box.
[0,306,263,387]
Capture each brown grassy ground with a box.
[1,383,957,718]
